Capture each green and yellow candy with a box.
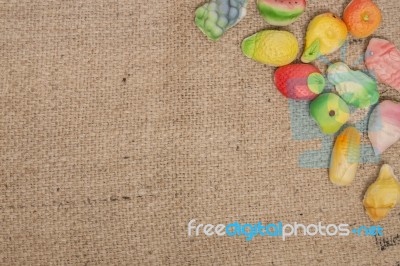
[242,30,299,67]
[310,93,350,135]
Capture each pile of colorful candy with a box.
[195,0,400,222]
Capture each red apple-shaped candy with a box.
[274,64,325,100]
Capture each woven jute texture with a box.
[1,0,399,265]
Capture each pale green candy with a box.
[195,0,248,41]
[327,62,379,109]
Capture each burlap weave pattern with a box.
[0,0,399,265]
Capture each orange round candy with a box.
[343,0,382,38]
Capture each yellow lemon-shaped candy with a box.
[242,30,299,67]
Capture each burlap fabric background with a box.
[1,0,399,265]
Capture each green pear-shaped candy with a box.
[310,93,350,135]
